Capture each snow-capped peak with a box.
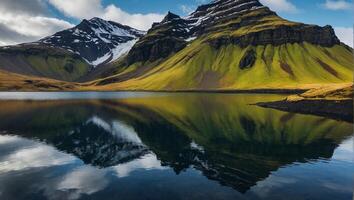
[186,0,264,28]
[38,17,145,66]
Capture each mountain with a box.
[39,17,145,66]
[0,0,352,91]
[0,44,91,82]
[94,0,353,91]
[0,18,144,82]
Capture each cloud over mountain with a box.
[260,0,298,13]
[47,0,164,31]
[323,0,352,10]
[0,0,352,47]
[0,0,163,45]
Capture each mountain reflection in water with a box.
[0,93,352,200]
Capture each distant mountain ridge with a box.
[38,17,145,66]
[0,44,91,82]
[0,18,145,82]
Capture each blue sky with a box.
[53,0,353,27]
[0,0,352,46]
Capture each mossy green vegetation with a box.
[26,55,90,81]
[95,39,353,91]
[88,5,353,91]
[0,45,91,82]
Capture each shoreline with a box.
[256,99,353,123]
[255,84,354,123]
[0,88,307,94]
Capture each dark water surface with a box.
[0,92,352,200]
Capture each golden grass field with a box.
[0,69,78,91]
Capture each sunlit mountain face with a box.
[0,93,352,200]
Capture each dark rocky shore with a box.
[257,99,353,122]
[256,84,353,122]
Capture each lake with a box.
[0,92,352,200]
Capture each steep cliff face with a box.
[125,12,189,65]
[209,24,340,48]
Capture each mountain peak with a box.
[162,12,181,23]
[38,17,145,66]
[189,0,264,19]
[88,17,105,22]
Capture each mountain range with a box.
[0,0,352,91]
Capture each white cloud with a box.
[47,0,164,31]
[0,0,73,46]
[180,5,195,15]
[334,27,353,47]
[0,13,72,39]
[102,5,164,31]
[179,0,211,15]
[323,0,352,10]
[0,0,47,15]
[47,0,103,19]
[260,0,298,13]
[0,15,73,45]
[195,0,209,4]
[0,0,164,45]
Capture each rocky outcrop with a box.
[186,0,265,36]
[239,49,256,69]
[125,12,189,65]
[126,38,186,65]
[209,24,340,48]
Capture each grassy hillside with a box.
[0,44,91,82]
[0,69,77,91]
[286,83,353,101]
[92,39,353,91]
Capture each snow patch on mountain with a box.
[111,39,138,62]
[90,53,112,66]
[38,17,145,66]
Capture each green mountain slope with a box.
[97,41,352,90]
[0,44,91,82]
[92,1,353,91]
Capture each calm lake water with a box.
[0,92,352,200]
